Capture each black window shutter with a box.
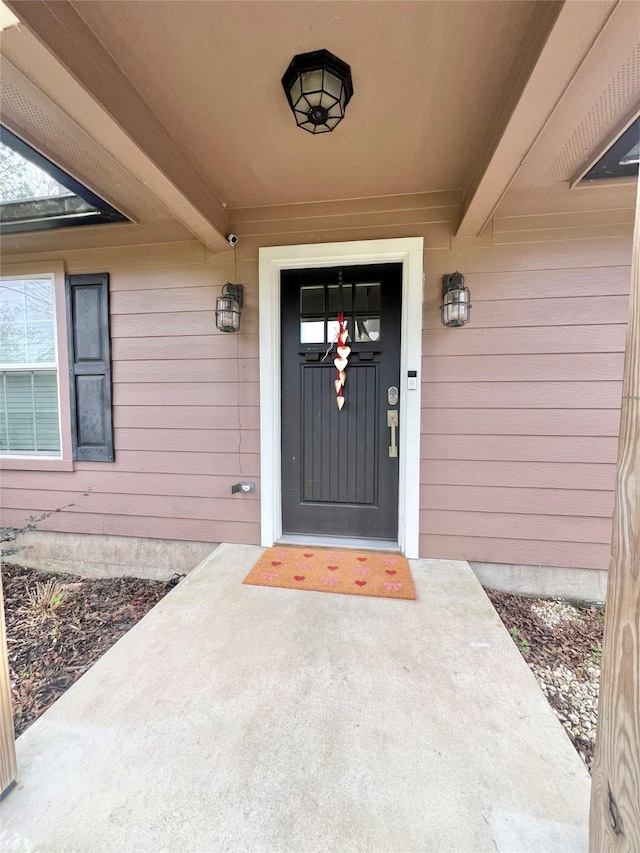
[66,273,114,462]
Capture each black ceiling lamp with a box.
[281,49,353,134]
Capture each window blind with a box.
[0,370,60,453]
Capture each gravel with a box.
[486,590,604,772]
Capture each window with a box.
[0,267,114,466]
[0,275,62,455]
[299,280,382,344]
[0,126,128,233]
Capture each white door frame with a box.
[258,237,424,558]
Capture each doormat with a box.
[243,547,416,600]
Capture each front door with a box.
[281,263,402,540]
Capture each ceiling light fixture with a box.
[281,49,353,134]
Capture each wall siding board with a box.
[419,535,611,570]
[1,490,261,523]
[112,360,239,383]
[111,312,218,338]
[424,296,629,329]
[112,335,238,361]
[113,383,240,407]
[421,408,622,436]
[423,325,627,356]
[0,470,258,499]
[421,509,612,544]
[0,202,630,570]
[420,460,617,490]
[423,353,625,382]
[425,267,631,300]
[75,450,260,475]
[420,485,614,517]
[420,435,619,464]
[422,382,623,409]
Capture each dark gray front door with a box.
[281,264,402,540]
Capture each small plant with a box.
[24,579,67,621]
[1,489,91,563]
[1,505,75,561]
[509,625,530,655]
[590,643,603,665]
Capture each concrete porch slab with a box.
[1,544,590,853]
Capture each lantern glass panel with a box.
[320,92,337,109]
[216,295,240,332]
[305,90,323,107]
[301,69,322,93]
[323,70,343,99]
[290,76,301,106]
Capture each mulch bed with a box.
[2,562,169,738]
[486,589,604,771]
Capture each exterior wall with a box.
[421,235,630,571]
[0,193,633,575]
[1,242,261,545]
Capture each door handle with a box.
[387,410,398,458]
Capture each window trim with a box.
[0,261,73,470]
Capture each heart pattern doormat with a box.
[243,547,416,600]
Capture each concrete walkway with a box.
[1,544,590,852]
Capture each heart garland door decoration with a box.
[333,311,350,411]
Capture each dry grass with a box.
[22,579,69,623]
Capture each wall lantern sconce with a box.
[216,283,243,333]
[440,272,471,328]
[281,49,353,134]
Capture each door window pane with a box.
[354,317,380,342]
[355,283,380,312]
[300,285,324,315]
[327,318,350,343]
[300,320,325,343]
[327,284,353,314]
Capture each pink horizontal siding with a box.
[421,235,629,570]
[420,485,614,517]
[423,324,626,355]
[421,460,617,490]
[0,508,259,544]
[0,252,262,545]
[421,435,618,463]
[0,213,630,573]
[422,381,623,409]
[424,295,629,328]
[420,535,611,570]
[421,408,621,436]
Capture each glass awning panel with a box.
[583,117,640,181]
[0,126,128,233]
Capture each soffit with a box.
[0,54,174,224]
[508,0,640,192]
[70,0,540,208]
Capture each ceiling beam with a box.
[456,0,618,238]
[5,0,230,253]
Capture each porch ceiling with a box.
[43,0,545,208]
[1,0,637,251]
